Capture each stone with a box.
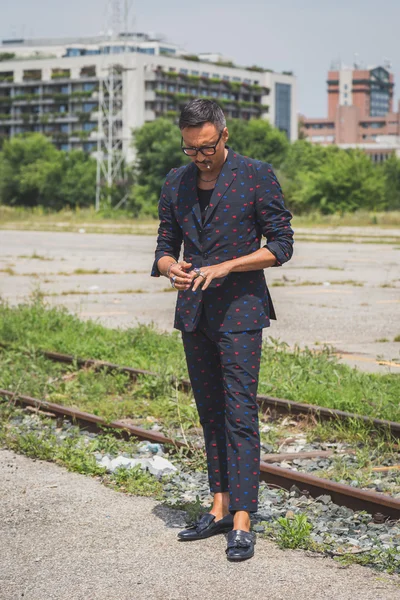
[316,495,332,505]
[289,485,302,497]
[146,456,178,478]
[137,441,164,455]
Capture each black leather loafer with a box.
[178,512,234,541]
[225,529,256,561]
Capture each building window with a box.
[83,82,96,92]
[168,84,175,92]
[275,82,291,138]
[83,103,97,112]
[60,124,69,133]
[212,74,220,79]
[52,68,71,80]
[83,122,96,131]
[223,75,230,81]
[180,68,188,75]
[201,72,209,78]
[23,69,42,81]
[66,48,81,57]
[191,70,199,75]
[80,65,96,77]
[179,86,187,93]
[83,142,96,152]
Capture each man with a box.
[151,99,294,561]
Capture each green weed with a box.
[0,296,399,422]
[275,514,313,549]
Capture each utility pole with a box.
[95,0,133,211]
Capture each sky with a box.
[1,0,399,117]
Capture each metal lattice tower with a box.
[95,0,134,211]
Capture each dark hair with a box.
[179,98,226,131]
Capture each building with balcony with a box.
[0,34,297,160]
[300,63,400,161]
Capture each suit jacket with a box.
[151,146,294,333]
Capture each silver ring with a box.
[170,275,176,288]
[198,271,206,279]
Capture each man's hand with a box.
[169,261,197,290]
[190,263,232,291]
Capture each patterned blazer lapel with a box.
[178,162,202,229]
[202,147,238,228]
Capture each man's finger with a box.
[200,274,212,291]
[171,266,192,279]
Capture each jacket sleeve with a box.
[150,170,183,277]
[255,162,294,267]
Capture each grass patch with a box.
[395,335,400,343]
[0,402,165,498]
[0,267,16,275]
[0,294,399,422]
[17,252,53,261]
[45,289,147,297]
[292,210,400,228]
[275,514,313,549]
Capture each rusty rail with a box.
[1,388,400,520]
[29,348,400,438]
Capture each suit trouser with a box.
[181,308,263,513]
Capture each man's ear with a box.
[223,127,229,143]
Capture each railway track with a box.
[1,386,400,521]
[3,344,399,438]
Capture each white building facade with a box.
[0,34,297,161]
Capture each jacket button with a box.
[203,252,208,259]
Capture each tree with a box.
[0,134,60,207]
[0,134,97,209]
[129,119,189,217]
[58,151,97,209]
[381,153,400,210]
[290,148,386,214]
[227,118,289,169]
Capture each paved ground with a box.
[1,448,400,600]
[0,229,399,373]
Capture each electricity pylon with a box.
[95,0,133,211]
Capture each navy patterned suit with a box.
[151,146,294,512]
